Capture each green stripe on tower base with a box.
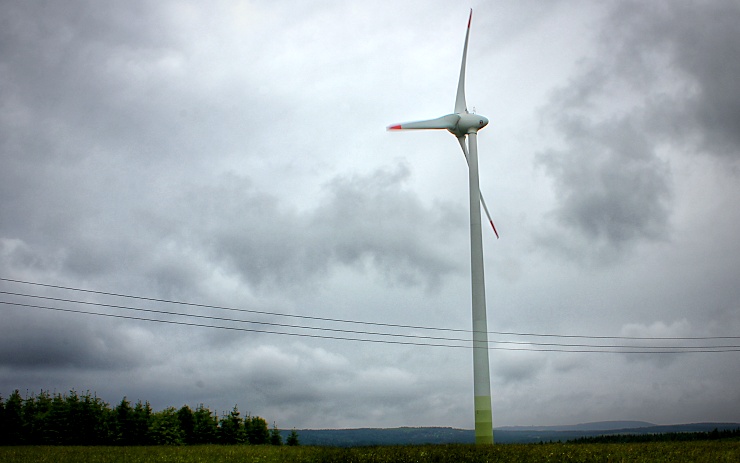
[474,395,493,444]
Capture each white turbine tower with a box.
[388,10,495,445]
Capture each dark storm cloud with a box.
[538,113,671,249]
[0,305,142,371]
[537,0,740,259]
[606,0,740,157]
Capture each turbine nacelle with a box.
[449,112,488,137]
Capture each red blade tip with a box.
[490,220,499,239]
[387,124,402,130]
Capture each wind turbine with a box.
[387,10,495,445]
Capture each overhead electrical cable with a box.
[0,290,469,344]
[2,300,740,354]
[2,290,739,351]
[0,277,476,333]
[2,277,739,346]
[1,300,467,349]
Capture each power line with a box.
[2,290,739,351]
[1,300,467,349]
[3,277,738,342]
[2,300,740,354]
[0,290,470,344]
[0,277,473,333]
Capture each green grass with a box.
[2,441,739,463]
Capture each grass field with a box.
[2,441,739,463]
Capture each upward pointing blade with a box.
[454,9,472,114]
[457,136,499,239]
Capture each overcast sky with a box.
[2,0,739,430]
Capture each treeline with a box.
[0,389,299,446]
[568,427,740,444]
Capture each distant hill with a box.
[281,422,740,446]
[497,421,656,432]
[280,427,472,447]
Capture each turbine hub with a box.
[450,112,488,136]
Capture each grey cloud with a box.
[0,1,274,291]
[493,352,547,385]
[538,115,671,252]
[162,164,465,294]
[310,165,465,288]
[1,0,271,195]
[536,0,740,259]
[606,1,740,157]
[0,306,143,371]
[0,239,61,274]
[0,1,179,147]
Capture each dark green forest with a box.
[0,389,299,446]
[567,428,740,444]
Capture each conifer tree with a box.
[149,407,184,445]
[269,422,283,445]
[192,404,218,444]
[2,390,24,445]
[245,415,269,445]
[113,397,133,445]
[177,405,196,444]
[218,406,246,444]
[286,429,300,446]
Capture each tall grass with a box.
[2,441,739,463]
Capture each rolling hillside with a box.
[282,422,740,446]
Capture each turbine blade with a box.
[387,114,460,131]
[454,9,472,114]
[457,136,499,239]
[479,194,499,239]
